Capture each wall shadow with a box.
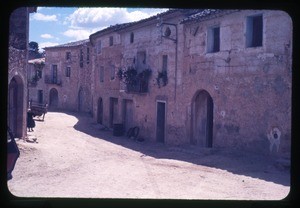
[67,111,290,187]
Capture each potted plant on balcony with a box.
[156,70,168,88]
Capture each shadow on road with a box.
[67,111,290,187]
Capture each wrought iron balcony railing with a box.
[44,75,62,86]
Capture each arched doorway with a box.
[8,76,24,138]
[78,87,83,112]
[191,90,214,148]
[97,97,103,124]
[49,88,58,109]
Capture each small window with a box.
[87,47,90,64]
[110,66,115,80]
[97,40,102,54]
[109,36,113,46]
[130,32,134,43]
[246,15,263,47]
[207,26,220,53]
[100,66,104,83]
[66,67,71,77]
[80,49,83,68]
[162,55,168,72]
[66,52,71,60]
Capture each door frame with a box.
[156,100,167,143]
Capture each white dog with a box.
[267,127,281,153]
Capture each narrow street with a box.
[8,112,290,199]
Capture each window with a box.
[100,66,104,83]
[66,52,71,60]
[66,67,71,77]
[52,65,57,83]
[97,40,102,54]
[109,36,113,46]
[207,26,220,53]
[162,55,168,72]
[80,49,83,68]
[246,15,263,47]
[136,51,146,73]
[87,47,90,64]
[130,32,134,43]
[110,65,115,80]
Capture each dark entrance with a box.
[109,97,118,128]
[122,99,133,132]
[8,76,24,138]
[156,101,166,143]
[49,88,58,109]
[97,97,103,124]
[191,90,213,148]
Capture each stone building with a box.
[42,40,92,113]
[28,57,46,104]
[8,7,36,138]
[89,9,292,155]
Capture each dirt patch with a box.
[7,112,290,200]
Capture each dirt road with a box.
[7,112,290,199]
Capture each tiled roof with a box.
[90,9,190,39]
[180,9,239,23]
[44,39,89,49]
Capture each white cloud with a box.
[39,42,59,50]
[31,12,58,22]
[41,34,54,39]
[62,29,93,41]
[64,8,168,29]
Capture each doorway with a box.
[122,99,133,132]
[109,97,118,128]
[49,88,58,109]
[97,97,103,124]
[8,76,24,138]
[156,101,166,143]
[191,90,213,147]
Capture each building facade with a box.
[39,9,292,155]
[8,7,36,138]
[42,40,92,113]
[90,9,292,155]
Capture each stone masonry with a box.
[39,9,292,156]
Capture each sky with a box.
[29,7,168,51]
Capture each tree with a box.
[28,41,43,59]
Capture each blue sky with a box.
[29,7,168,51]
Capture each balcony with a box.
[126,79,149,94]
[44,75,62,86]
[118,67,151,94]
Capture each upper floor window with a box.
[110,66,115,80]
[109,36,113,46]
[80,49,83,68]
[207,26,220,53]
[246,14,263,48]
[130,32,134,43]
[87,47,90,64]
[100,66,104,83]
[97,40,102,54]
[66,67,71,77]
[66,52,71,60]
[162,55,168,72]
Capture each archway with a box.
[49,88,58,109]
[97,97,103,124]
[191,90,213,148]
[8,76,24,138]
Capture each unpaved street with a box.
[8,112,290,199]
